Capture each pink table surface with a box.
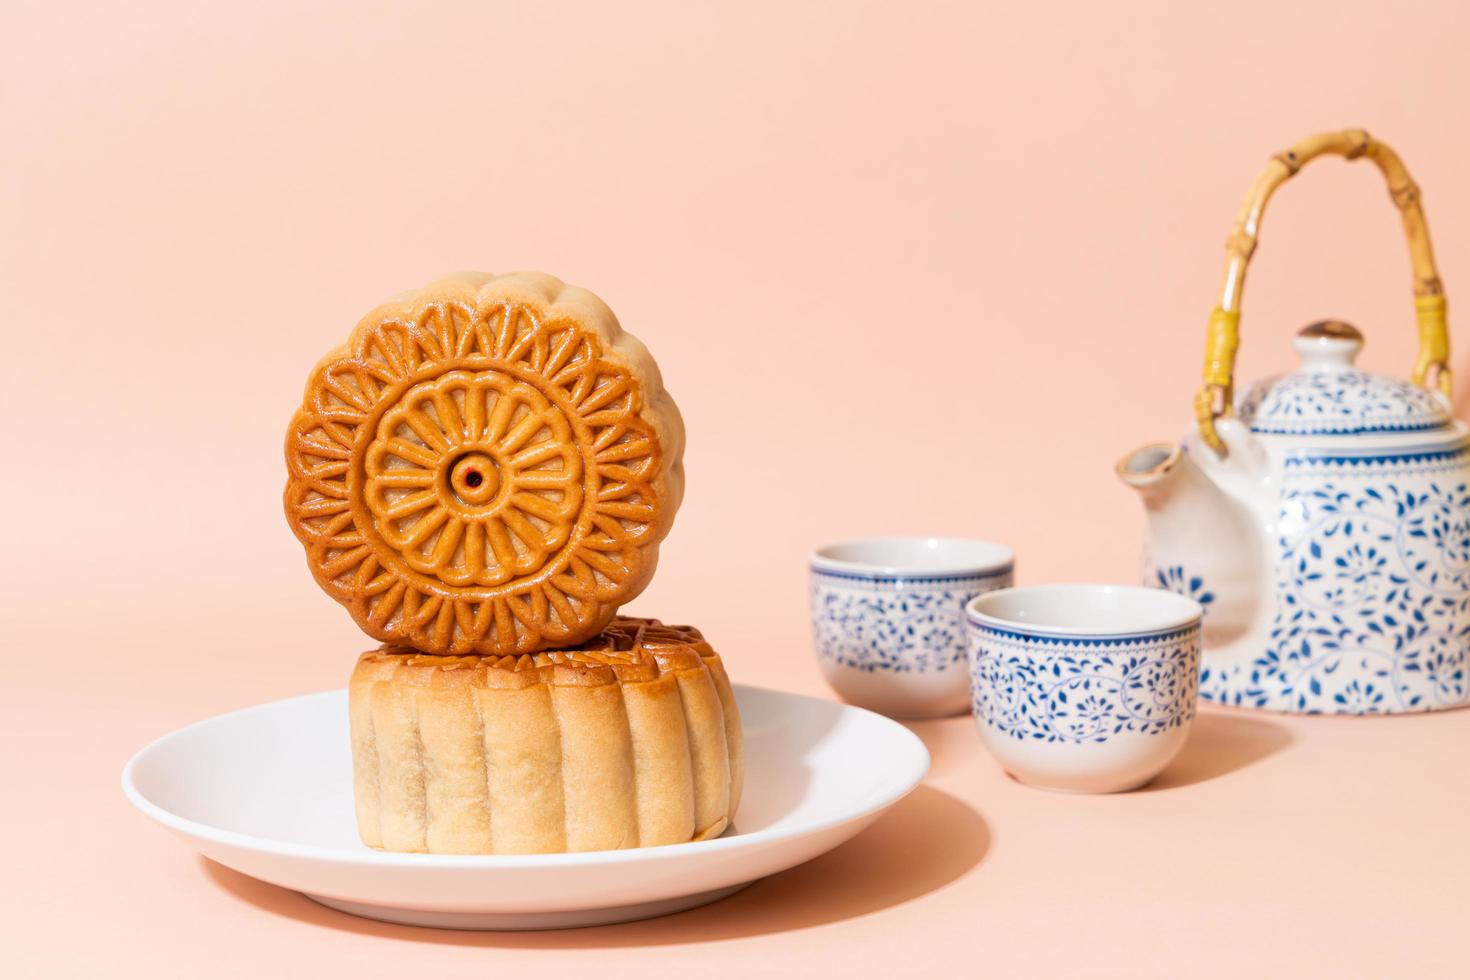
[7,585,1470,978]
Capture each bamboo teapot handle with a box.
[1195,128,1450,455]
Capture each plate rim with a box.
[122,683,930,868]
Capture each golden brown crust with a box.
[348,617,741,854]
[286,271,685,656]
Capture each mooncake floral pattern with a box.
[1236,369,1449,436]
[1200,444,1470,713]
[969,626,1200,743]
[810,569,1011,673]
[285,274,676,656]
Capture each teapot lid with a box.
[1235,321,1452,437]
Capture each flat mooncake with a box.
[285,272,685,655]
[348,617,743,854]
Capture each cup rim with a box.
[964,584,1202,640]
[809,537,1014,580]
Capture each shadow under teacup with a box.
[810,537,1014,719]
[965,585,1202,793]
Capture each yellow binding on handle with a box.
[1196,128,1451,456]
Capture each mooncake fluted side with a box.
[346,635,741,855]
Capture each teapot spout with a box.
[1116,441,1264,644]
[1117,442,1188,498]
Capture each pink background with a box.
[6,1,1470,975]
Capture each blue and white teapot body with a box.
[1118,128,1469,715]
[1122,323,1470,714]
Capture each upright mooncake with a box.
[285,272,685,656]
[348,617,743,854]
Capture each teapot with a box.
[1119,128,1469,715]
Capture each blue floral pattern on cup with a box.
[811,568,1012,673]
[968,625,1201,743]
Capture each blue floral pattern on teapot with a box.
[1193,446,1470,712]
[1124,322,1470,715]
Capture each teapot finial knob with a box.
[1294,320,1363,372]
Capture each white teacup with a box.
[810,537,1014,719]
[965,585,1202,793]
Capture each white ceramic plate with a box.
[123,684,929,930]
